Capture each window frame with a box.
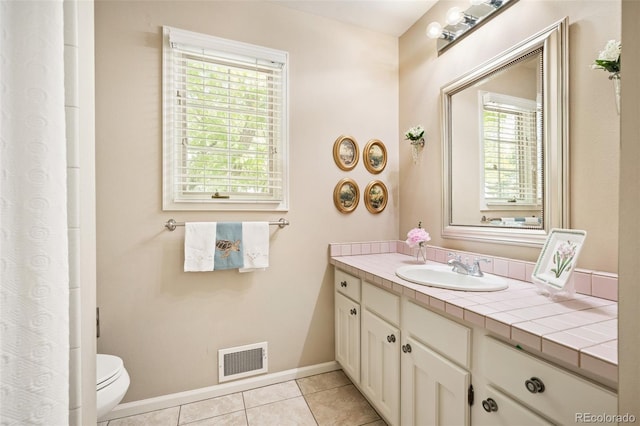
[478,91,541,211]
[162,26,289,211]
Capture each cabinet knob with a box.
[387,334,396,343]
[350,308,357,315]
[340,281,348,287]
[524,377,545,394]
[402,344,412,353]
[482,398,498,413]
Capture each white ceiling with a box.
[271,1,437,37]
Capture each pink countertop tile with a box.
[591,272,618,301]
[330,251,619,383]
[581,339,618,365]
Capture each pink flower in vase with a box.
[405,222,431,248]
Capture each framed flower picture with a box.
[532,229,586,290]
[363,139,387,174]
[333,178,359,213]
[364,180,388,214]
[333,135,359,171]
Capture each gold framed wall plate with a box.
[333,178,360,213]
[363,139,387,174]
[364,180,388,214]
[333,135,359,171]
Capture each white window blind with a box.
[163,26,289,211]
[481,92,541,206]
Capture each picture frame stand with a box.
[531,228,587,300]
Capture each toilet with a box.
[96,354,130,420]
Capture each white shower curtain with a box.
[1,1,70,424]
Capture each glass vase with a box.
[416,244,427,263]
[610,73,621,115]
[411,138,425,164]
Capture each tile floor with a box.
[98,370,387,426]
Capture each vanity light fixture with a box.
[426,22,455,41]
[445,7,478,26]
[470,0,504,7]
[426,0,519,55]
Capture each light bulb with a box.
[445,7,464,25]
[426,22,444,39]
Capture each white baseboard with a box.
[100,361,340,422]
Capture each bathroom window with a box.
[162,26,289,211]
[480,92,541,208]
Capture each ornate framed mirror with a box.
[442,17,568,247]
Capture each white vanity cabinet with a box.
[401,299,472,426]
[479,336,617,425]
[360,282,401,426]
[333,265,618,426]
[334,269,361,383]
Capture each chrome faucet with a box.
[447,254,471,275]
[447,253,490,277]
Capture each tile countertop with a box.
[329,251,618,387]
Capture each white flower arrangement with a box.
[404,125,425,145]
[591,39,621,76]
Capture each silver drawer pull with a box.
[482,398,498,412]
[402,344,412,353]
[340,280,348,287]
[350,308,357,315]
[525,377,545,394]
[386,334,396,343]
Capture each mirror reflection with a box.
[442,18,568,247]
[450,51,542,229]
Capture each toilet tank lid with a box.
[97,354,124,385]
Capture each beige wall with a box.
[618,0,640,415]
[95,0,629,406]
[399,0,620,273]
[78,0,97,422]
[95,1,399,401]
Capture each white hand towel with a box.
[184,222,217,272]
[239,221,269,272]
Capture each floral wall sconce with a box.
[404,124,425,164]
[591,39,621,115]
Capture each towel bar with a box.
[164,218,290,231]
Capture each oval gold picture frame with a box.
[333,135,359,171]
[363,139,387,174]
[364,180,388,214]
[333,178,360,213]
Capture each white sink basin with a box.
[395,264,508,292]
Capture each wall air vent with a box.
[218,342,268,382]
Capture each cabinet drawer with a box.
[362,281,400,325]
[484,336,617,425]
[402,299,470,368]
[335,269,361,302]
[474,385,553,426]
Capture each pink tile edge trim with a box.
[328,241,618,299]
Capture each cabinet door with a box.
[474,385,553,426]
[361,309,400,426]
[401,336,470,426]
[335,292,360,382]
